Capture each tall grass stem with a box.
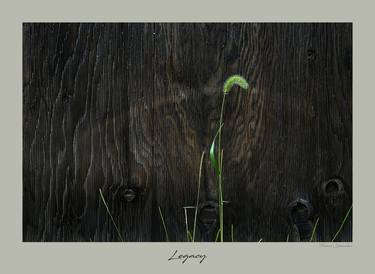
[310,217,320,242]
[158,206,170,242]
[218,95,226,242]
[99,188,124,242]
[193,151,205,242]
[331,205,352,242]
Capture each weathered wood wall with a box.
[23,23,352,242]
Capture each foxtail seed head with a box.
[223,75,249,94]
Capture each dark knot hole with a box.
[325,180,340,194]
[199,201,219,231]
[291,202,309,224]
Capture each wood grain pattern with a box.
[23,23,352,242]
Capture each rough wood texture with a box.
[23,23,352,242]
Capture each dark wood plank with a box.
[23,23,154,241]
[153,23,209,241]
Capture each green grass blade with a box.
[310,217,320,242]
[99,188,124,242]
[209,123,224,177]
[193,151,205,242]
[223,75,249,94]
[158,206,170,242]
[331,205,353,242]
